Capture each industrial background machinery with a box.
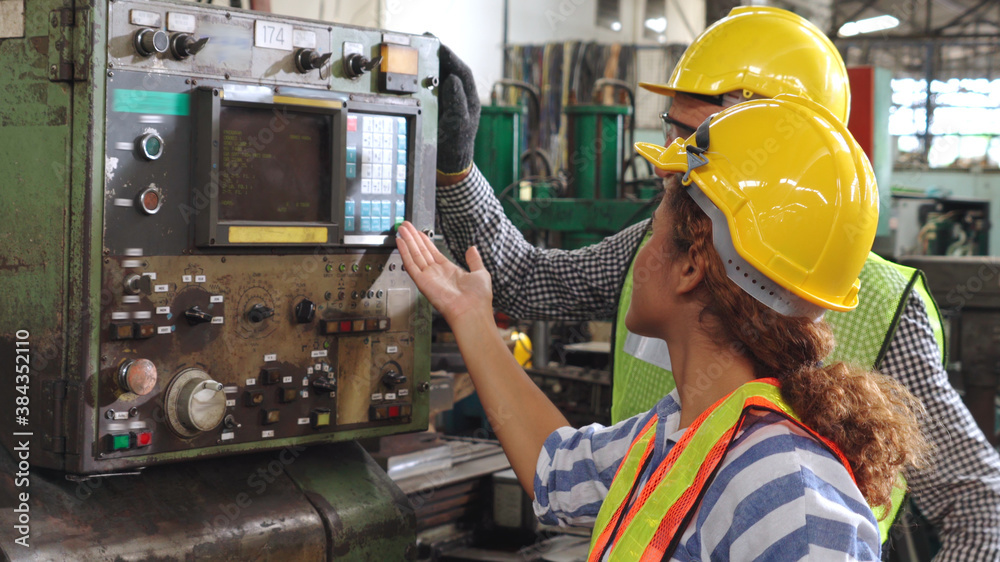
[0,0,438,558]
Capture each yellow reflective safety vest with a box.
[588,379,857,562]
[612,239,946,543]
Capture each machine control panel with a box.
[74,0,438,472]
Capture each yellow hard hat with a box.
[640,6,851,124]
[634,95,878,316]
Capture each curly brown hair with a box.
[665,179,929,516]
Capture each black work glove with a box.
[437,44,480,177]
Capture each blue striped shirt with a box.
[533,390,880,561]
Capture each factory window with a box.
[596,0,622,31]
[891,78,1000,169]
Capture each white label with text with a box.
[255,20,293,50]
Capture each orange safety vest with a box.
[587,379,857,562]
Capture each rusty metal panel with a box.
[285,441,417,561]
[0,440,328,559]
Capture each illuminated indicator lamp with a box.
[388,405,400,418]
[134,430,153,447]
[244,390,264,407]
[364,318,379,331]
[352,320,364,331]
[310,408,331,428]
[109,433,131,451]
[261,409,280,425]
[111,322,135,340]
[278,387,298,404]
[135,186,164,215]
[135,132,165,161]
[340,320,352,332]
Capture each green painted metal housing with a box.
[473,104,525,197]
[564,104,631,200]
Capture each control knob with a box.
[381,369,407,389]
[294,48,333,73]
[247,303,274,323]
[165,368,227,437]
[134,29,169,57]
[170,33,210,59]
[295,299,316,324]
[311,375,337,392]
[184,305,214,325]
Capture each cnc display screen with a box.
[218,105,332,223]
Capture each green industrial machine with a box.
[474,104,525,197]
[473,76,657,250]
[0,0,439,558]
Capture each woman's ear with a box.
[675,245,706,295]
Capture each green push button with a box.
[110,433,130,451]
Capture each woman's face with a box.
[624,184,676,339]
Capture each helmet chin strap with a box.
[682,115,713,185]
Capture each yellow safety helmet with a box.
[640,6,851,124]
[634,95,877,317]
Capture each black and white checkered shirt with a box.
[437,165,1000,561]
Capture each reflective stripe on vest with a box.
[611,244,941,543]
[588,379,856,562]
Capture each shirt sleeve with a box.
[880,293,1000,562]
[532,412,652,528]
[437,165,649,321]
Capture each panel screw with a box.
[108,71,114,77]
[419,382,430,393]
[105,409,115,419]
[129,407,138,417]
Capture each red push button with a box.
[134,430,152,447]
[347,115,358,132]
[388,405,400,417]
[340,320,352,332]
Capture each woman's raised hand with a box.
[395,221,493,326]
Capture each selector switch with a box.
[381,370,407,389]
[124,273,153,295]
[134,28,169,57]
[295,299,316,324]
[184,305,213,325]
[247,303,274,323]
[294,48,333,73]
[170,33,209,59]
[311,375,337,393]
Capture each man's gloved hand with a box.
[437,44,480,184]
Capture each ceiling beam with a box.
[934,0,995,33]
